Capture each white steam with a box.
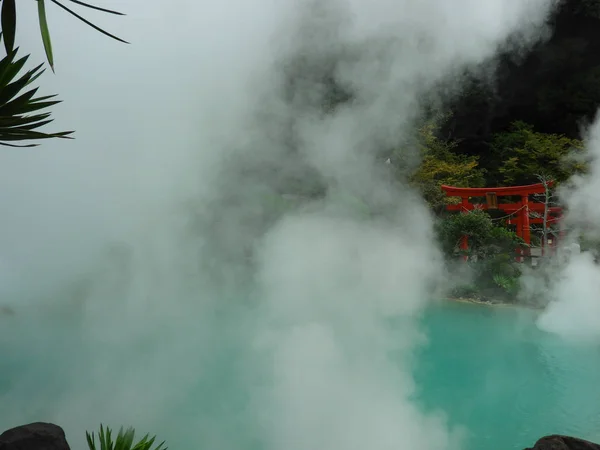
[0,0,556,448]
[537,118,600,342]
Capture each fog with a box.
[0,0,556,448]
[537,117,600,342]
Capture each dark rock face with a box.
[444,0,600,177]
[0,423,70,450]
[525,435,600,450]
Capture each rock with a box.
[0,423,70,450]
[525,435,600,450]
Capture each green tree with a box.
[436,209,524,300]
[491,121,586,186]
[409,120,485,211]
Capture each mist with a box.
[536,117,600,342]
[0,0,557,448]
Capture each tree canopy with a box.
[490,121,586,186]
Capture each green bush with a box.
[436,209,523,259]
[449,283,480,299]
[86,425,167,450]
[436,209,524,301]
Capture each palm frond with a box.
[86,425,167,450]
[37,0,54,71]
[34,0,128,70]
[65,0,125,15]
[0,35,73,147]
[49,0,129,43]
[1,0,16,54]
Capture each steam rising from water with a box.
[537,119,600,341]
[1,0,556,448]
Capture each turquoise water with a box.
[416,301,600,449]
[1,301,600,449]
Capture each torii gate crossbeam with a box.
[440,182,563,261]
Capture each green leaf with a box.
[0,141,38,147]
[0,86,40,112]
[50,0,129,43]
[0,53,29,90]
[0,112,52,127]
[86,431,97,450]
[0,129,72,140]
[37,0,55,72]
[85,426,167,450]
[1,0,16,54]
[24,63,47,87]
[0,97,62,116]
[66,0,125,15]
[0,46,72,146]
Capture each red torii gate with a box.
[440,182,563,260]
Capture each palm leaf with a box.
[1,0,16,54]
[66,0,125,15]
[85,425,168,450]
[50,0,129,43]
[0,35,73,147]
[37,0,54,72]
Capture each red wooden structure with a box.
[440,182,564,261]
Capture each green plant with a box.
[449,283,480,299]
[436,209,524,259]
[1,0,127,72]
[492,273,520,296]
[406,117,485,211]
[85,425,167,450]
[0,33,72,146]
[490,121,585,186]
[436,209,525,301]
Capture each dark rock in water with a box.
[525,435,600,450]
[0,423,70,450]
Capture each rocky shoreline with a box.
[444,296,543,310]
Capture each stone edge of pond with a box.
[443,296,543,311]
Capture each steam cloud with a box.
[0,0,556,448]
[537,118,600,342]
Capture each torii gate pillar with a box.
[440,182,562,262]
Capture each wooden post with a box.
[439,182,560,265]
[515,202,523,263]
[460,197,469,261]
[521,195,531,262]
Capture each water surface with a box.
[416,301,600,450]
[1,300,600,450]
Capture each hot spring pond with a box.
[1,300,600,450]
[416,301,600,449]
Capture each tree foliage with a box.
[490,121,586,185]
[408,119,485,211]
[436,209,523,258]
[436,209,525,300]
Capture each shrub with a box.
[86,425,167,450]
[436,209,524,301]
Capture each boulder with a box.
[0,423,70,450]
[525,435,600,450]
